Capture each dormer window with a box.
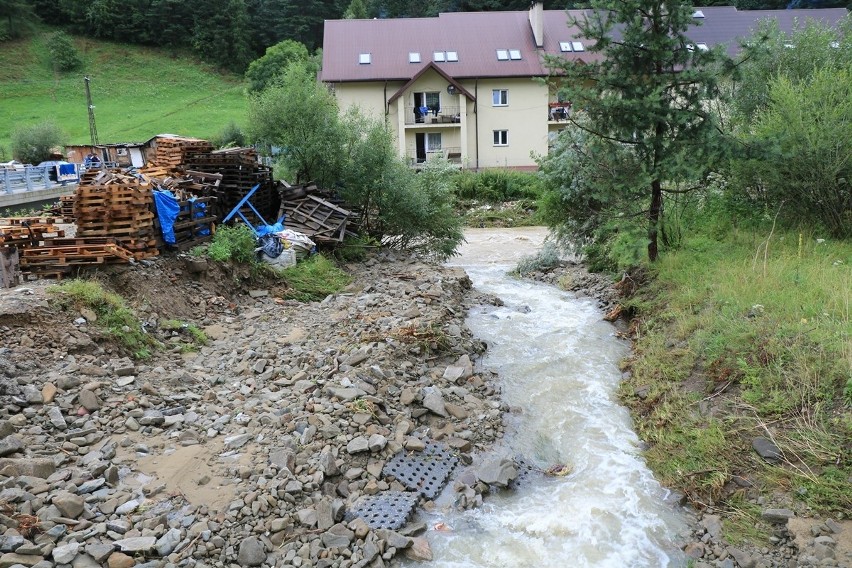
[433,51,446,62]
[693,10,705,18]
[409,52,421,63]
[496,49,509,60]
[359,53,371,64]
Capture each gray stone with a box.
[112,537,155,553]
[297,508,317,527]
[0,552,44,567]
[78,390,100,411]
[475,456,517,487]
[326,386,363,402]
[0,436,23,457]
[321,524,354,548]
[237,537,266,566]
[252,359,267,373]
[316,499,334,531]
[347,436,370,454]
[46,407,67,430]
[71,553,101,568]
[404,537,433,561]
[77,478,105,494]
[114,499,139,515]
[752,437,782,462]
[155,528,181,556]
[0,458,55,479]
[375,529,411,550]
[53,491,85,518]
[761,509,794,524]
[51,542,80,564]
[368,434,387,452]
[84,543,114,563]
[0,421,14,439]
[726,547,756,568]
[138,410,164,426]
[319,448,339,476]
[106,519,130,534]
[442,366,465,382]
[701,514,723,538]
[0,536,24,553]
[421,387,448,417]
[224,433,252,450]
[269,449,296,473]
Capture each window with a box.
[414,91,441,120]
[409,52,421,63]
[571,41,585,52]
[492,89,508,106]
[696,43,709,51]
[496,49,509,60]
[426,132,442,153]
[359,53,371,64]
[446,51,458,62]
[692,9,705,18]
[509,49,521,60]
[433,51,446,62]
[493,130,508,146]
[560,41,572,52]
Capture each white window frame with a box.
[492,89,508,107]
[426,132,443,154]
[409,52,421,63]
[508,49,521,60]
[358,53,371,64]
[493,130,508,146]
[571,41,584,52]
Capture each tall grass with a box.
[621,227,852,520]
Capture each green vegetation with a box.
[160,319,208,352]
[48,279,158,359]
[513,242,562,277]
[11,120,66,164]
[276,254,351,302]
[0,32,246,152]
[45,31,81,71]
[619,226,852,518]
[206,225,258,264]
[245,39,316,93]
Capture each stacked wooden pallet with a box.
[149,137,213,170]
[59,195,75,222]
[184,148,279,224]
[0,218,66,248]
[74,170,158,259]
[19,238,134,279]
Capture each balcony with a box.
[548,102,572,122]
[407,146,462,166]
[404,105,462,126]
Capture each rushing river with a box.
[406,228,688,568]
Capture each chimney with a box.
[529,2,544,48]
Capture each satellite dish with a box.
[447,84,458,95]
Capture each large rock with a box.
[0,436,23,457]
[761,508,794,524]
[475,456,517,487]
[155,528,181,556]
[347,436,369,454]
[321,524,354,548]
[52,541,80,564]
[404,537,433,561]
[421,387,448,417]
[78,390,101,412]
[751,437,781,462]
[0,552,43,567]
[53,491,85,518]
[237,537,266,566]
[106,552,135,568]
[112,537,155,553]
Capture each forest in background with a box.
[0,0,848,72]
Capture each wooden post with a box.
[0,248,21,288]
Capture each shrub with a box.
[207,224,257,263]
[46,31,82,71]
[514,241,562,276]
[11,121,67,164]
[211,121,245,149]
[277,254,351,301]
[453,169,544,203]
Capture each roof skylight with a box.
[509,49,521,60]
[409,52,421,63]
[446,51,458,62]
[693,10,705,18]
[496,49,509,60]
[359,53,371,64]
[560,42,572,52]
[433,51,446,62]
[571,41,585,52]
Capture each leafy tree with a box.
[543,0,731,262]
[732,68,852,238]
[0,0,38,40]
[245,39,314,93]
[11,121,67,164]
[343,0,369,18]
[212,121,247,149]
[247,62,344,185]
[731,17,852,124]
[46,31,82,71]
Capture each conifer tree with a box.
[545,1,731,261]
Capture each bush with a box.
[11,121,67,164]
[207,224,257,263]
[46,31,82,71]
[278,254,351,301]
[452,169,544,203]
[514,241,562,276]
[211,121,246,149]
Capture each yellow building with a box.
[321,4,847,170]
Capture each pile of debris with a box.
[278,183,356,244]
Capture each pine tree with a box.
[545,1,731,261]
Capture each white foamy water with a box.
[403,228,687,568]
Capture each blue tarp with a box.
[153,190,180,245]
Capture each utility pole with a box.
[84,76,99,146]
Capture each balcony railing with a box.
[548,102,572,122]
[404,105,462,125]
[406,146,462,165]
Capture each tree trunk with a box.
[648,178,662,261]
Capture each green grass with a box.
[277,254,351,302]
[48,279,159,359]
[620,228,852,519]
[0,30,247,152]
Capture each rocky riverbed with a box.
[0,241,849,568]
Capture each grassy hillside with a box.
[0,31,248,156]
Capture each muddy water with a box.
[412,228,688,567]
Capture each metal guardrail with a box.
[1,166,53,194]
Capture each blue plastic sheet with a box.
[189,198,211,236]
[255,221,285,237]
[153,190,180,245]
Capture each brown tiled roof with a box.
[321,6,849,83]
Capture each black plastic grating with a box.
[345,491,419,530]
[382,442,459,500]
[509,457,541,489]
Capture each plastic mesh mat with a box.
[345,491,419,530]
[382,442,459,500]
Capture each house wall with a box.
[333,82,401,120]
